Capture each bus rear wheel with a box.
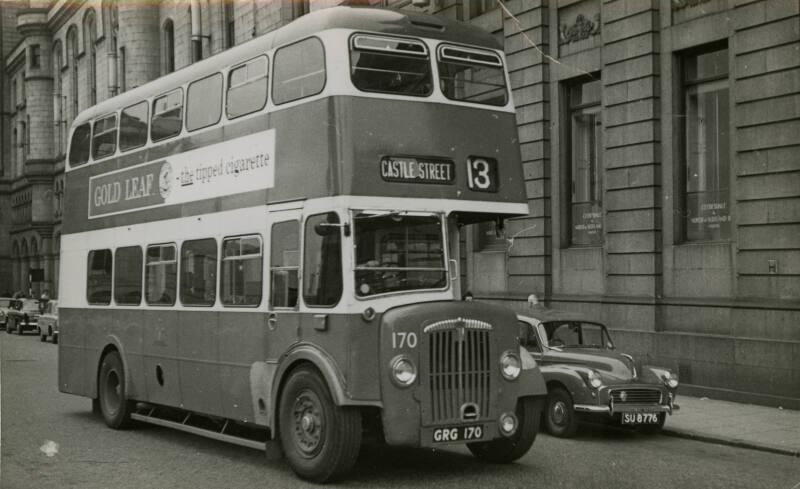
[278,366,361,483]
[98,351,134,429]
[467,396,542,463]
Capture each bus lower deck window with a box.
[180,239,218,306]
[270,221,299,308]
[87,249,113,305]
[114,246,143,305]
[221,236,263,306]
[146,244,177,305]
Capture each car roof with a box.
[517,306,601,324]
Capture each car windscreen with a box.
[543,321,612,349]
[21,301,40,313]
[354,212,446,297]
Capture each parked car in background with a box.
[518,308,679,437]
[0,297,13,330]
[5,299,41,335]
[38,300,59,344]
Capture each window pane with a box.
[151,89,183,141]
[114,246,142,305]
[92,114,118,160]
[69,123,91,167]
[270,221,299,308]
[438,46,507,106]
[303,213,342,306]
[227,56,268,119]
[354,212,445,297]
[273,38,325,105]
[187,73,223,131]
[351,35,432,96]
[221,236,262,306]
[683,48,730,242]
[120,102,148,151]
[180,239,217,306]
[568,77,603,247]
[145,244,177,305]
[87,249,112,305]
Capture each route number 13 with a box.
[467,157,498,192]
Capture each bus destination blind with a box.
[380,156,455,185]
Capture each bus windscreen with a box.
[354,212,446,297]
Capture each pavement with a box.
[663,394,800,457]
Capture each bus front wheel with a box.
[278,366,362,483]
[467,396,542,463]
[98,351,134,429]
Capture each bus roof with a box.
[72,6,502,128]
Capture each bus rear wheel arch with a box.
[277,365,362,483]
[97,349,135,429]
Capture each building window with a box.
[270,221,299,309]
[53,41,64,153]
[303,212,342,307]
[566,76,603,246]
[84,10,97,105]
[466,0,497,19]
[29,45,40,69]
[163,19,175,74]
[225,0,235,48]
[681,45,730,242]
[292,0,309,19]
[67,26,79,122]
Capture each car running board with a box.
[130,404,274,452]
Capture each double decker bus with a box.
[59,6,546,482]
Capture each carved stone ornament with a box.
[559,13,601,44]
[672,0,714,10]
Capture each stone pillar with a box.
[118,4,160,90]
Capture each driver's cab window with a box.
[270,220,299,309]
[303,212,342,307]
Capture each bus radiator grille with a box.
[428,328,491,423]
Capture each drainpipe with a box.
[190,0,202,62]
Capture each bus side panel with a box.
[112,308,146,400]
[141,309,181,407]
[219,311,265,422]
[177,311,223,416]
[58,308,87,396]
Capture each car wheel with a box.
[467,396,543,463]
[545,387,579,438]
[637,413,666,434]
[98,351,135,429]
[278,366,362,483]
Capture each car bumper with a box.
[574,402,679,415]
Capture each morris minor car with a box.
[518,309,679,437]
[0,297,13,330]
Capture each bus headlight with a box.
[499,351,521,380]
[390,356,417,387]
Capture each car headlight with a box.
[587,370,603,389]
[499,351,521,380]
[390,356,417,387]
[663,371,679,389]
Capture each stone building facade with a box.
[0,0,798,406]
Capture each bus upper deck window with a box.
[120,101,148,152]
[437,45,508,107]
[92,114,118,160]
[151,88,183,142]
[68,123,91,167]
[187,73,223,132]
[227,56,268,119]
[272,37,325,105]
[350,34,432,96]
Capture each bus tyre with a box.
[98,351,134,429]
[544,387,578,438]
[278,366,362,483]
[467,396,541,463]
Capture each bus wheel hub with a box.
[292,393,323,454]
